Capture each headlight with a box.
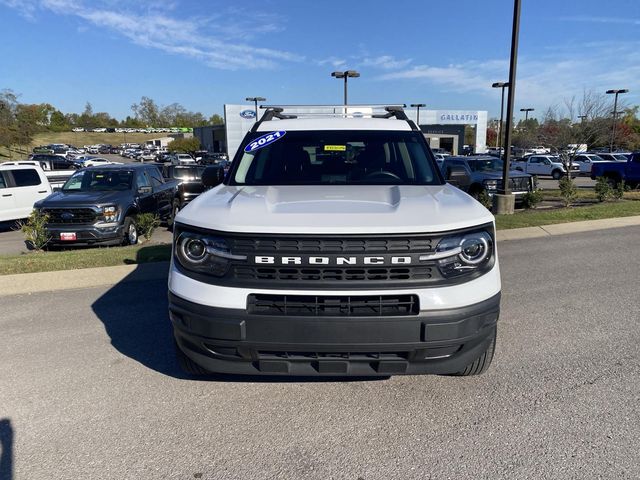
[174,232,246,277]
[431,230,494,278]
[483,179,498,191]
[102,205,119,222]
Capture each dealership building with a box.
[194,105,488,158]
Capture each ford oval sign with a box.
[240,109,256,120]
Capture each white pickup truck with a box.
[513,155,579,179]
[0,163,52,222]
[168,105,501,378]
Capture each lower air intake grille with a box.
[247,294,419,317]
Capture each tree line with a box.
[0,89,224,150]
[486,91,640,152]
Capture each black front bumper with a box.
[46,224,124,246]
[169,292,500,376]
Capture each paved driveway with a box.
[1,227,639,479]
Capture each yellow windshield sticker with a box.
[324,145,346,151]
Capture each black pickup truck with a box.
[35,164,179,246]
[162,164,205,228]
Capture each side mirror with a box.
[446,166,471,188]
[202,165,225,188]
[138,186,152,195]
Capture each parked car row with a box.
[71,127,193,133]
[0,160,225,247]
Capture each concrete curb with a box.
[1,215,639,296]
[0,261,169,297]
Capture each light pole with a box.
[331,70,360,105]
[496,0,522,213]
[492,82,509,149]
[606,89,628,151]
[410,103,426,126]
[245,96,266,122]
[520,107,534,122]
[578,115,587,122]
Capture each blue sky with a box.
[1,0,638,121]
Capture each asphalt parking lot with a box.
[1,227,638,479]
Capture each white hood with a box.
[176,183,494,234]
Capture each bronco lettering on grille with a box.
[254,256,413,265]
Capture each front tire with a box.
[167,199,180,230]
[451,328,496,376]
[122,217,138,245]
[552,169,562,180]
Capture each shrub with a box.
[136,213,160,241]
[612,180,626,201]
[20,209,51,251]
[558,176,578,207]
[522,189,543,209]
[594,177,613,202]
[476,190,493,210]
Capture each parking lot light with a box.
[497,0,522,206]
[331,70,360,105]
[605,89,629,151]
[520,107,534,121]
[245,97,267,122]
[410,103,426,126]
[492,82,509,150]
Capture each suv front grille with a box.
[229,237,434,254]
[248,294,419,317]
[174,225,495,289]
[42,208,97,224]
[235,266,432,282]
[508,177,530,191]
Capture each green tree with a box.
[131,96,161,126]
[0,89,19,152]
[49,110,69,131]
[209,114,224,125]
[167,137,201,153]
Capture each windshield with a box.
[467,158,504,172]
[230,130,441,186]
[62,170,132,191]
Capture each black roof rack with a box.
[251,104,420,133]
[251,108,297,132]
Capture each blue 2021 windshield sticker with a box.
[244,131,286,153]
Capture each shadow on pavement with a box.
[0,418,13,480]
[91,247,386,383]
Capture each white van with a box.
[0,163,52,222]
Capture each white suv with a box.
[0,163,52,222]
[168,106,501,377]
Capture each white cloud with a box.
[375,41,640,114]
[1,0,303,70]
[360,55,412,70]
[316,56,348,68]
[558,16,640,26]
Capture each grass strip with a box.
[495,200,640,229]
[0,243,171,275]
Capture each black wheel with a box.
[451,328,496,376]
[552,169,562,180]
[167,199,180,230]
[122,217,138,245]
[175,340,210,376]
